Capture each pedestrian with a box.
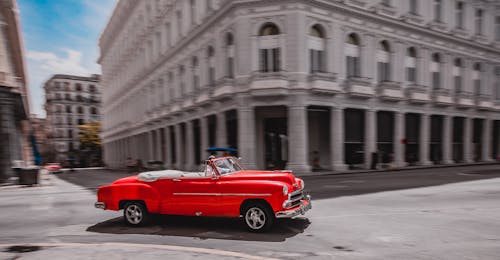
[126,157,135,172]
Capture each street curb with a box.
[294,162,500,177]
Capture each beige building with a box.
[100,0,500,172]
[0,0,31,181]
[44,74,101,163]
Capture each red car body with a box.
[44,163,62,173]
[95,156,311,231]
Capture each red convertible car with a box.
[95,156,311,231]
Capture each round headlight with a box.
[299,179,305,189]
[282,185,289,196]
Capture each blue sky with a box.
[18,0,117,117]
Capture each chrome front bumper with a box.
[94,202,106,209]
[275,195,311,218]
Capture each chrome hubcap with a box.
[125,205,142,224]
[245,207,266,230]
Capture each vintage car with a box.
[44,163,62,174]
[95,156,311,231]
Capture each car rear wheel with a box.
[243,202,273,232]
[123,202,149,226]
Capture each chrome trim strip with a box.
[172,193,272,197]
[94,202,106,209]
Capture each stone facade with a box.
[0,0,31,181]
[100,0,500,172]
[44,74,101,163]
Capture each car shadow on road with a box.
[87,215,310,242]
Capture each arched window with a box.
[77,106,83,114]
[66,105,72,113]
[495,66,500,100]
[76,95,83,102]
[65,93,71,101]
[377,40,391,82]
[91,107,98,115]
[259,23,280,36]
[345,33,361,77]
[226,32,235,78]
[430,53,442,89]
[89,85,96,93]
[78,118,84,125]
[67,116,72,126]
[258,23,281,72]
[309,24,326,73]
[473,62,482,95]
[207,46,215,85]
[406,47,417,83]
[75,83,82,91]
[453,58,463,93]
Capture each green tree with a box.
[78,122,101,150]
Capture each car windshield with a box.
[213,157,243,175]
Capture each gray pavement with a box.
[1,166,500,259]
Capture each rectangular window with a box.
[260,49,268,72]
[496,17,500,41]
[378,62,389,82]
[434,0,442,22]
[272,48,280,72]
[193,75,199,90]
[227,57,234,78]
[454,76,462,93]
[432,72,441,89]
[209,67,215,85]
[474,79,481,95]
[406,67,416,82]
[346,56,360,77]
[496,83,500,100]
[382,0,391,7]
[475,9,483,35]
[456,2,464,29]
[409,0,418,14]
[310,50,324,73]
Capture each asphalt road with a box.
[1,164,500,259]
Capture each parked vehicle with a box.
[95,156,311,232]
[44,163,62,174]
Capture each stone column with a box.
[394,111,406,167]
[173,124,182,169]
[463,117,473,163]
[330,107,347,171]
[364,109,377,169]
[482,119,493,161]
[186,120,196,170]
[442,54,452,91]
[148,131,155,162]
[237,107,257,169]
[216,111,227,148]
[419,113,432,165]
[332,23,345,80]
[200,116,209,161]
[164,127,171,168]
[442,115,454,164]
[287,105,311,173]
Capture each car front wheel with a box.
[243,203,273,232]
[123,202,149,226]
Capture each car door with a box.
[166,166,220,216]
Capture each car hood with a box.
[112,175,139,184]
[225,170,298,185]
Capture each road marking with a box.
[0,242,279,260]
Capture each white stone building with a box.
[100,0,500,172]
[44,74,101,163]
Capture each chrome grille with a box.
[289,189,304,208]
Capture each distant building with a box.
[100,0,500,172]
[0,0,31,181]
[44,74,101,164]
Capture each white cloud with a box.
[26,49,90,76]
